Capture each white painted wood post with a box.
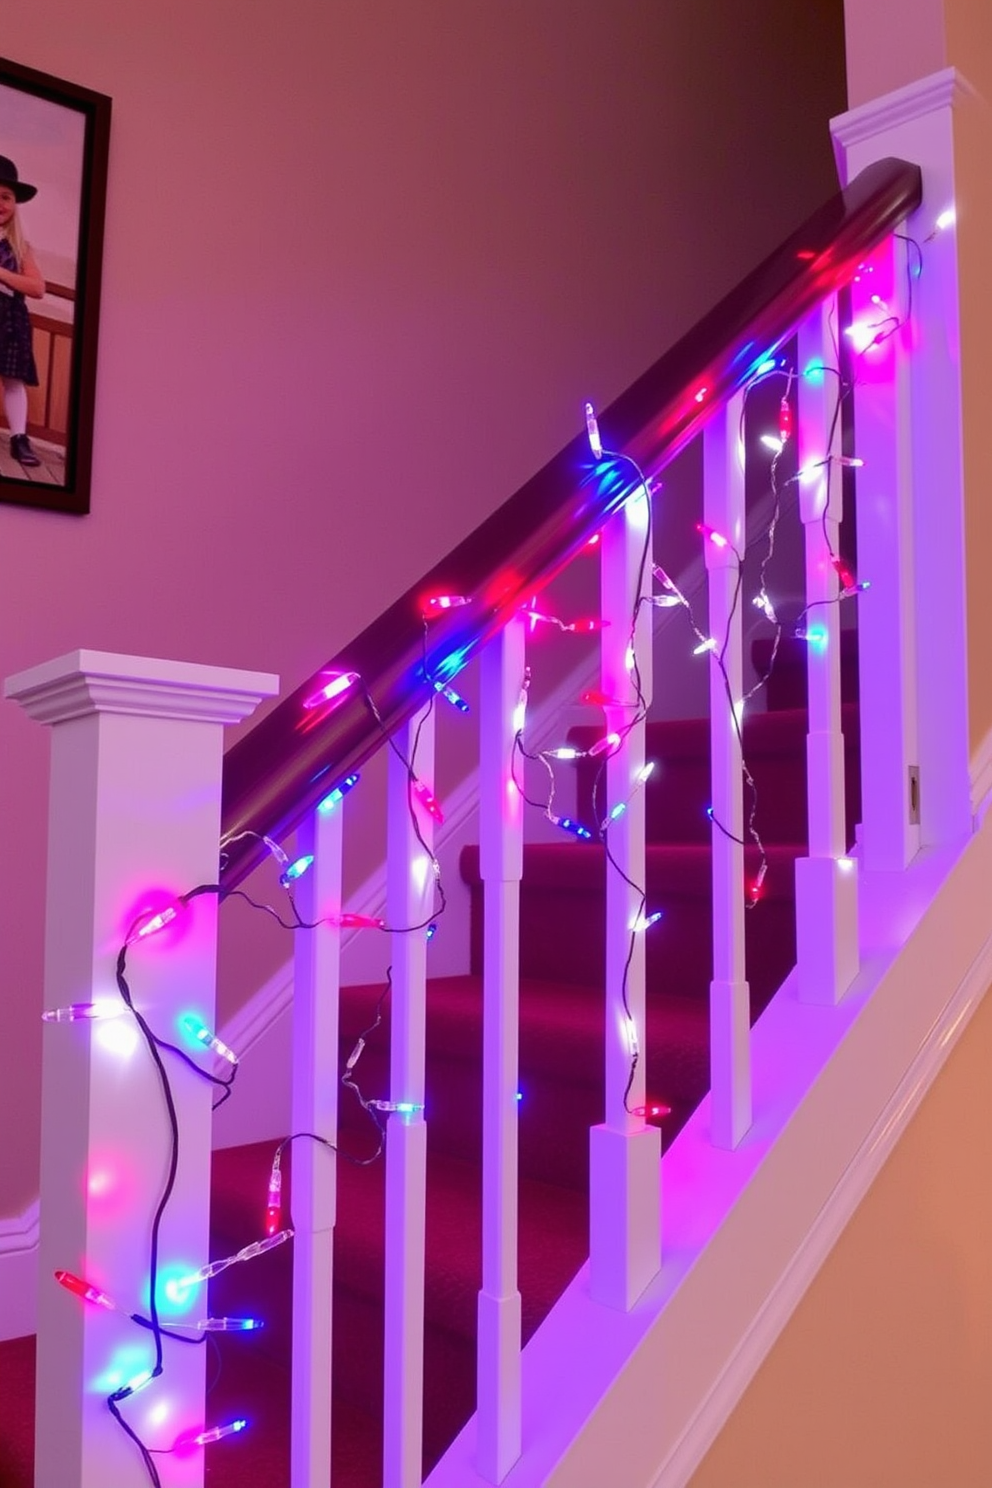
[4,650,277,1488]
[476,618,525,1482]
[383,706,435,1488]
[589,479,662,1311]
[833,70,972,849]
[703,394,752,1148]
[794,301,859,1006]
[841,236,921,872]
[290,797,345,1487]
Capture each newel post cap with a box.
[4,648,280,727]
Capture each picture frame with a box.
[0,56,110,516]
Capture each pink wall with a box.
[843,0,947,107]
[0,0,846,1214]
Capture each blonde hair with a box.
[0,205,28,270]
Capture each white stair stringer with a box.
[427,814,992,1488]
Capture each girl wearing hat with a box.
[0,155,45,468]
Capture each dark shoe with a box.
[10,434,40,467]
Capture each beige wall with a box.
[0,2,847,1215]
[689,983,992,1488]
[944,3,992,757]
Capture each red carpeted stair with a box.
[0,635,859,1487]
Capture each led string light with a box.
[63,742,451,1481]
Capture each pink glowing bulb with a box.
[130,903,181,942]
[302,670,360,711]
[778,395,792,443]
[422,594,471,616]
[412,779,445,823]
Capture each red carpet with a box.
[0,637,858,1485]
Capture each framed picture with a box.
[0,57,110,515]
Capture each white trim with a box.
[651,923,992,1488]
[0,1202,39,1341]
[830,67,974,154]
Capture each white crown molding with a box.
[652,925,992,1488]
[0,1201,39,1342]
[831,67,976,153]
[4,649,278,726]
[0,1201,39,1254]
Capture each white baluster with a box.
[476,618,525,1482]
[795,297,859,1005]
[290,797,344,1487]
[589,478,662,1311]
[846,236,921,871]
[703,394,752,1148]
[832,72,971,851]
[383,706,435,1488]
[4,650,276,1488]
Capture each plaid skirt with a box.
[0,238,39,385]
[0,290,38,385]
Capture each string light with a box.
[585,401,604,460]
[111,1367,155,1402]
[602,761,655,828]
[327,912,385,930]
[279,853,314,886]
[302,670,360,711]
[697,522,729,549]
[366,1099,425,1115]
[54,1269,117,1310]
[631,1102,671,1119]
[317,772,360,813]
[549,814,593,841]
[422,594,471,616]
[778,394,792,443]
[630,910,663,932]
[181,1016,238,1066]
[129,904,180,943]
[512,668,531,734]
[433,680,471,713]
[523,608,608,634]
[192,1421,247,1446]
[194,1318,262,1333]
[412,779,445,823]
[588,731,621,757]
[168,1229,295,1295]
[42,1000,121,1023]
[265,1157,282,1237]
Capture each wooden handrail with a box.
[220,156,922,886]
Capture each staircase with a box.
[8,143,983,1488]
[188,629,861,1487]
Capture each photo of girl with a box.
[0,154,45,468]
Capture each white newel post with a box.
[794,300,860,1006]
[290,799,345,1488]
[832,69,972,850]
[4,650,277,1488]
[477,618,525,1483]
[589,480,662,1312]
[383,707,435,1488]
[703,394,752,1147]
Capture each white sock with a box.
[1,378,28,438]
